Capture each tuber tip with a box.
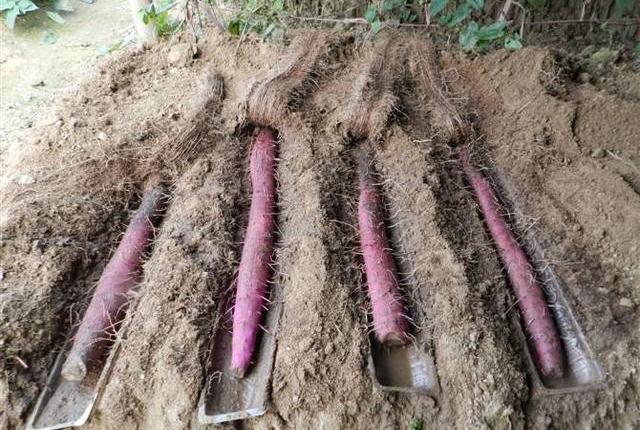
[380,332,408,347]
[229,366,247,379]
[61,353,88,382]
[539,358,565,380]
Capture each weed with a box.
[359,0,523,52]
[429,0,522,52]
[364,0,420,34]
[409,418,424,430]
[225,0,285,39]
[139,1,183,37]
[1,0,67,29]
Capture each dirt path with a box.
[0,30,639,429]
[0,0,132,167]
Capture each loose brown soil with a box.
[1,29,639,430]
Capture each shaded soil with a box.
[1,29,639,430]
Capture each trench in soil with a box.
[200,128,284,420]
[352,142,439,391]
[27,185,174,427]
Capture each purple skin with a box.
[460,147,564,379]
[61,184,165,381]
[230,128,277,378]
[357,155,409,347]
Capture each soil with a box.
[1,28,639,430]
[0,0,133,168]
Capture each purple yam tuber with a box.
[230,128,277,378]
[61,182,166,381]
[460,147,564,379]
[357,153,409,347]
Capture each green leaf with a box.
[46,10,65,24]
[429,0,447,17]
[228,18,241,36]
[400,8,415,22]
[466,0,483,10]
[16,0,37,13]
[409,418,424,430]
[371,18,382,34]
[447,3,470,27]
[526,0,545,9]
[476,20,506,41]
[263,22,276,37]
[0,0,15,12]
[4,5,18,28]
[437,13,450,25]
[475,39,490,51]
[504,35,523,50]
[459,20,478,51]
[380,0,403,13]
[364,4,376,23]
[613,0,633,18]
[272,0,283,11]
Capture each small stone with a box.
[17,174,35,185]
[591,148,605,158]
[69,117,85,128]
[97,131,107,141]
[0,267,4,281]
[619,298,633,308]
[32,239,44,252]
[167,43,193,68]
[55,237,72,246]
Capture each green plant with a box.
[1,0,66,29]
[226,0,285,38]
[409,418,424,430]
[436,0,483,27]
[430,0,523,52]
[360,0,522,52]
[526,0,545,10]
[613,0,634,17]
[139,1,182,37]
[364,0,420,34]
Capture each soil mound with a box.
[1,29,638,429]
